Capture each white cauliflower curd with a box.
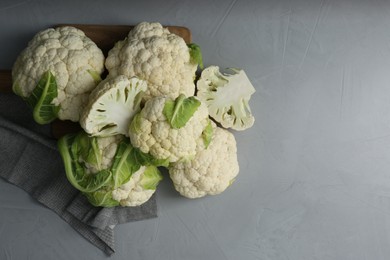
[12,26,105,122]
[112,166,159,207]
[128,95,210,163]
[105,22,198,100]
[169,126,239,199]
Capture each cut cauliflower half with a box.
[196,66,256,131]
[112,165,162,207]
[80,75,147,137]
[129,95,210,163]
[105,21,199,101]
[12,26,105,122]
[169,126,239,199]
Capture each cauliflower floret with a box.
[129,96,209,163]
[112,166,156,206]
[105,22,197,101]
[169,126,239,199]
[12,26,105,122]
[128,22,168,39]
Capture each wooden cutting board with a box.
[0,24,191,138]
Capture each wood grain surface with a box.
[0,70,12,94]
[0,24,191,138]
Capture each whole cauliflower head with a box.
[58,131,163,207]
[169,126,239,199]
[12,26,105,122]
[105,22,197,101]
[129,95,210,163]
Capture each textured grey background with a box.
[2,0,390,259]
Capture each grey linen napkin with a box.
[0,95,158,255]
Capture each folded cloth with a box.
[66,192,157,230]
[0,113,158,255]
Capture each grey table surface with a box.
[2,0,390,259]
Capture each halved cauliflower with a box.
[169,126,239,199]
[196,66,256,131]
[80,75,147,137]
[12,26,105,122]
[105,22,198,101]
[128,95,210,163]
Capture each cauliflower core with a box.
[169,127,239,199]
[12,26,105,121]
[129,96,209,163]
[105,22,197,100]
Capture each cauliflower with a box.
[82,134,123,175]
[12,26,105,123]
[80,75,147,137]
[196,66,256,131]
[128,94,210,163]
[112,166,161,206]
[169,126,239,199]
[58,131,163,207]
[105,22,199,101]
